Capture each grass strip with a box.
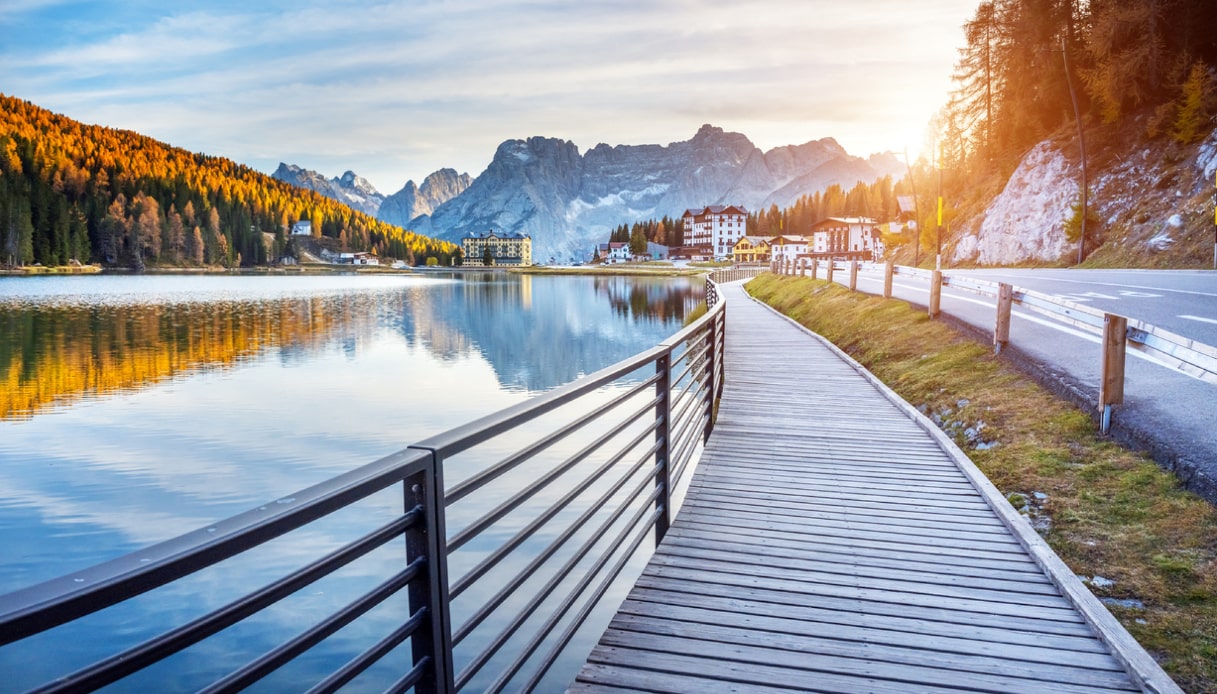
[746,273,1217,692]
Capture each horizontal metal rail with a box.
[0,278,729,694]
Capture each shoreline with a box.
[2,263,719,278]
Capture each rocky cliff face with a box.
[411,124,904,262]
[377,168,472,229]
[271,163,385,217]
[952,124,1217,266]
[952,143,1077,265]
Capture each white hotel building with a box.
[681,205,748,260]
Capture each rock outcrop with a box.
[953,143,1077,265]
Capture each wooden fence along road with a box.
[571,281,1180,694]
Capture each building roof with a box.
[683,205,749,218]
[464,230,531,240]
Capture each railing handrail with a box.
[0,280,729,694]
[0,446,434,642]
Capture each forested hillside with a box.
[0,95,457,269]
[917,0,1217,265]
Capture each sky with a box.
[1,0,980,194]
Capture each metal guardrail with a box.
[776,259,1217,386]
[0,281,728,693]
[773,259,1217,432]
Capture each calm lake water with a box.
[0,271,704,692]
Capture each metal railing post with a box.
[883,260,893,298]
[704,311,718,444]
[1100,314,1127,434]
[404,454,454,694]
[994,283,1013,354]
[655,351,672,543]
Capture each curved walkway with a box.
[571,282,1178,693]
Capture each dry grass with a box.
[747,273,1217,692]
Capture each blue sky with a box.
[2,0,979,193]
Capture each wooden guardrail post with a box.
[849,261,858,291]
[994,283,1013,354]
[929,270,942,317]
[1100,314,1127,434]
[883,260,893,298]
[810,259,818,280]
[826,260,834,285]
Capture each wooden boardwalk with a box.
[571,282,1178,693]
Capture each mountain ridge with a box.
[407,124,904,261]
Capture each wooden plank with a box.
[665,530,1045,578]
[596,626,1136,692]
[625,581,1099,642]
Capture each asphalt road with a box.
[828,265,1217,503]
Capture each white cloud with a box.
[2,0,977,191]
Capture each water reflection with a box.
[0,274,701,419]
[0,272,706,691]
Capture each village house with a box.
[339,252,379,266]
[596,242,631,264]
[681,205,748,260]
[809,217,884,261]
[731,236,771,264]
[463,230,533,267]
[768,235,809,265]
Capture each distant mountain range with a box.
[274,124,903,261]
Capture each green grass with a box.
[747,273,1217,692]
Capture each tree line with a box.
[940,0,1216,179]
[0,94,457,268]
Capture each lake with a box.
[0,271,705,692]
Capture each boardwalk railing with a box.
[0,283,727,693]
[774,259,1217,432]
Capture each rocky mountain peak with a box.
[377,168,472,229]
[271,163,384,217]
[410,125,904,261]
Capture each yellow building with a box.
[731,236,771,264]
[462,230,532,267]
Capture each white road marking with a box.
[949,273,1217,298]
[1180,315,1217,325]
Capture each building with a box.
[769,235,809,264]
[291,220,312,236]
[338,252,379,266]
[681,205,748,260]
[731,236,771,264]
[462,230,533,267]
[596,242,631,264]
[809,217,884,261]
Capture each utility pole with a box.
[1061,36,1088,265]
[904,148,921,267]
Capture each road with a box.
[825,265,1217,503]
